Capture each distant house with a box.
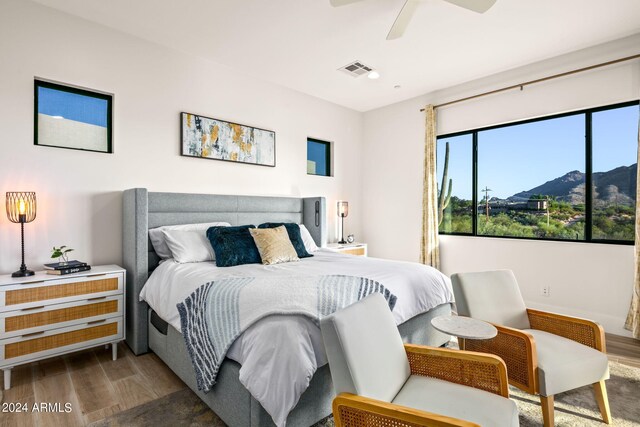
[527,199,548,210]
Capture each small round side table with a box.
[431,315,497,350]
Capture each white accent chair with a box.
[451,270,611,427]
[320,293,519,427]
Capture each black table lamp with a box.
[337,200,349,244]
[6,192,37,277]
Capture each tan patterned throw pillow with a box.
[249,226,300,265]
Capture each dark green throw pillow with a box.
[257,222,312,258]
[206,225,261,267]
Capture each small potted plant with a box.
[51,245,74,266]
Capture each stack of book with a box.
[44,260,91,275]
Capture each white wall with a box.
[362,34,640,336]
[0,0,363,274]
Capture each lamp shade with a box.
[337,200,349,218]
[6,192,37,223]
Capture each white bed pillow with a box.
[299,224,319,253]
[162,229,216,263]
[149,222,230,259]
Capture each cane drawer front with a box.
[0,272,123,311]
[0,318,122,365]
[326,243,368,257]
[1,295,122,337]
[342,247,366,256]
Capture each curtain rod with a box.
[419,53,640,112]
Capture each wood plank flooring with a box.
[606,332,640,368]
[0,343,186,427]
[1,334,638,426]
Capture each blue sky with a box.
[437,105,639,200]
[38,87,108,127]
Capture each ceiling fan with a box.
[330,0,497,40]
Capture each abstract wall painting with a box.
[34,80,113,153]
[181,112,275,167]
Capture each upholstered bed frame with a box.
[122,188,451,427]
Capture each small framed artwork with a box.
[34,79,113,153]
[181,112,275,167]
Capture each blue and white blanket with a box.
[177,274,396,392]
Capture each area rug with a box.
[90,361,639,427]
[511,361,639,426]
[88,388,221,427]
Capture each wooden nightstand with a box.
[0,265,125,390]
[325,242,368,256]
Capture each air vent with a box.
[339,60,374,78]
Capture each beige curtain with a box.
[625,109,640,339]
[420,105,440,269]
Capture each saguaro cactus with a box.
[438,142,453,226]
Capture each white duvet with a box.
[140,250,454,426]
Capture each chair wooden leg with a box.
[593,380,612,424]
[540,395,554,427]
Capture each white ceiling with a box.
[32,0,640,112]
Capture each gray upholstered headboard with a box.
[122,188,327,355]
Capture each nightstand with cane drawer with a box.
[0,265,125,390]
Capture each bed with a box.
[122,188,453,427]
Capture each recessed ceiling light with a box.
[367,71,380,80]
[394,85,401,89]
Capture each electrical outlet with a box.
[541,285,551,297]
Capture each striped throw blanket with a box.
[177,275,396,392]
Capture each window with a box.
[34,79,113,153]
[437,101,639,243]
[477,114,586,240]
[307,138,331,176]
[592,105,639,241]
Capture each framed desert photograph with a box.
[34,79,113,153]
[181,112,275,167]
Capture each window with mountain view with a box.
[436,101,639,243]
[591,105,639,241]
[437,133,472,234]
[478,114,586,240]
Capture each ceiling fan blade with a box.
[443,0,497,13]
[386,0,420,40]
[329,0,368,7]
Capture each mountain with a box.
[509,164,637,206]
[593,164,637,205]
